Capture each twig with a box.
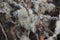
[0,23,8,40]
[27,0,31,9]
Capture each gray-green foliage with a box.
[0,2,12,19]
[13,5,31,30]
